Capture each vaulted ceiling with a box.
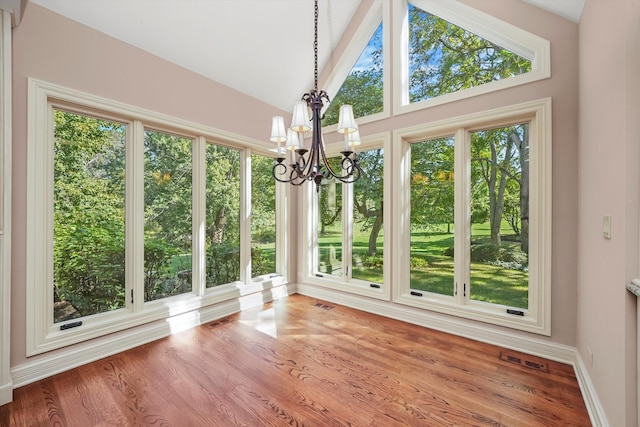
[29,0,584,112]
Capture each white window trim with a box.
[26,78,287,355]
[0,9,11,406]
[303,133,392,301]
[392,98,552,335]
[392,0,551,116]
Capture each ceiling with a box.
[29,0,585,112]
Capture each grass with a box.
[319,222,528,309]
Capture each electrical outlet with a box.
[586,346,593,366]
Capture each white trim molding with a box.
[0,9,12,407]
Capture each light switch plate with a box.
[603,215,611,239]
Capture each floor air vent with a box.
[314,302,334,310]
[499,351,549,372]
[209,317,233,328]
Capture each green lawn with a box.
[318,222,528,309]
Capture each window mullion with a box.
[275,181,288,277]
[343,174,354,281]
[192,136,206,296]
[454,127,470,305]
[127,120,145,312]
[239,149,251,283]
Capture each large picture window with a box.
[393,99,551,335]
[27,79,285,355]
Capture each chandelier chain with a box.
[313,0,319,93]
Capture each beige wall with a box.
[10,0,587,407]
[578,0,640,425]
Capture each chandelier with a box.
[270,0,362,191]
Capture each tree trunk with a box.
[368,211,383,255]
[488,135,515,246]
[513,127,529,255]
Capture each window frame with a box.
[392,0,551,116]
[27,78,287,355]
[392,98,552,335]
[303,132,392,301]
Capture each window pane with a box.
[352,148,384,283]
[410,137,455,296]
[205,144,240,287]
[251,153,276,277]
[323,22,383,126]
[317,157,343,277]
[408,3,531,103]
[144,130,192,301]
[469,124,529,309]
[53,110,126,322]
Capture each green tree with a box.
[410,137,455,233]
[205,144,241,285]
[323,23,383,126]
[471,125,528,252]
[53,110,126,320]
[143,130,193,300]
[353,148,384,255]
[251,153,276,276]
[408,4,531,102]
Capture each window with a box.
[322,22,383,126]
[251,153,277,277]
[27,79,285,355]
[393,99,551,335]
[205,144,241,287]
[305,134,391,300]
[393,0,550,115]
[53,110,127,322]
[144,130,193,301]
[320,0,390,128]
[410,136,455,297]
[407,3,531,104]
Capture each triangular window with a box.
[323,22,383,127]
[408,3,531,104]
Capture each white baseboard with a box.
[0,380,12,406]
[11,284,293,388]
[573,352,610,426]
[296,283,607,425]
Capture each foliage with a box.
[408,4,531,103]
[144,130,193,299]
[323,23,383,126]
[353,148,384,255]
[53,112,279,321]
[411,137,455,231]
[53,110,126,321]
[251,154,277,276]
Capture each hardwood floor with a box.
[1,294,590,426]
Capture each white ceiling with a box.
[29,0,584,112]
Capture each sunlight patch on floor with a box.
[239,307,278,338]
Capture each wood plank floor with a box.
[1,294,591,426]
